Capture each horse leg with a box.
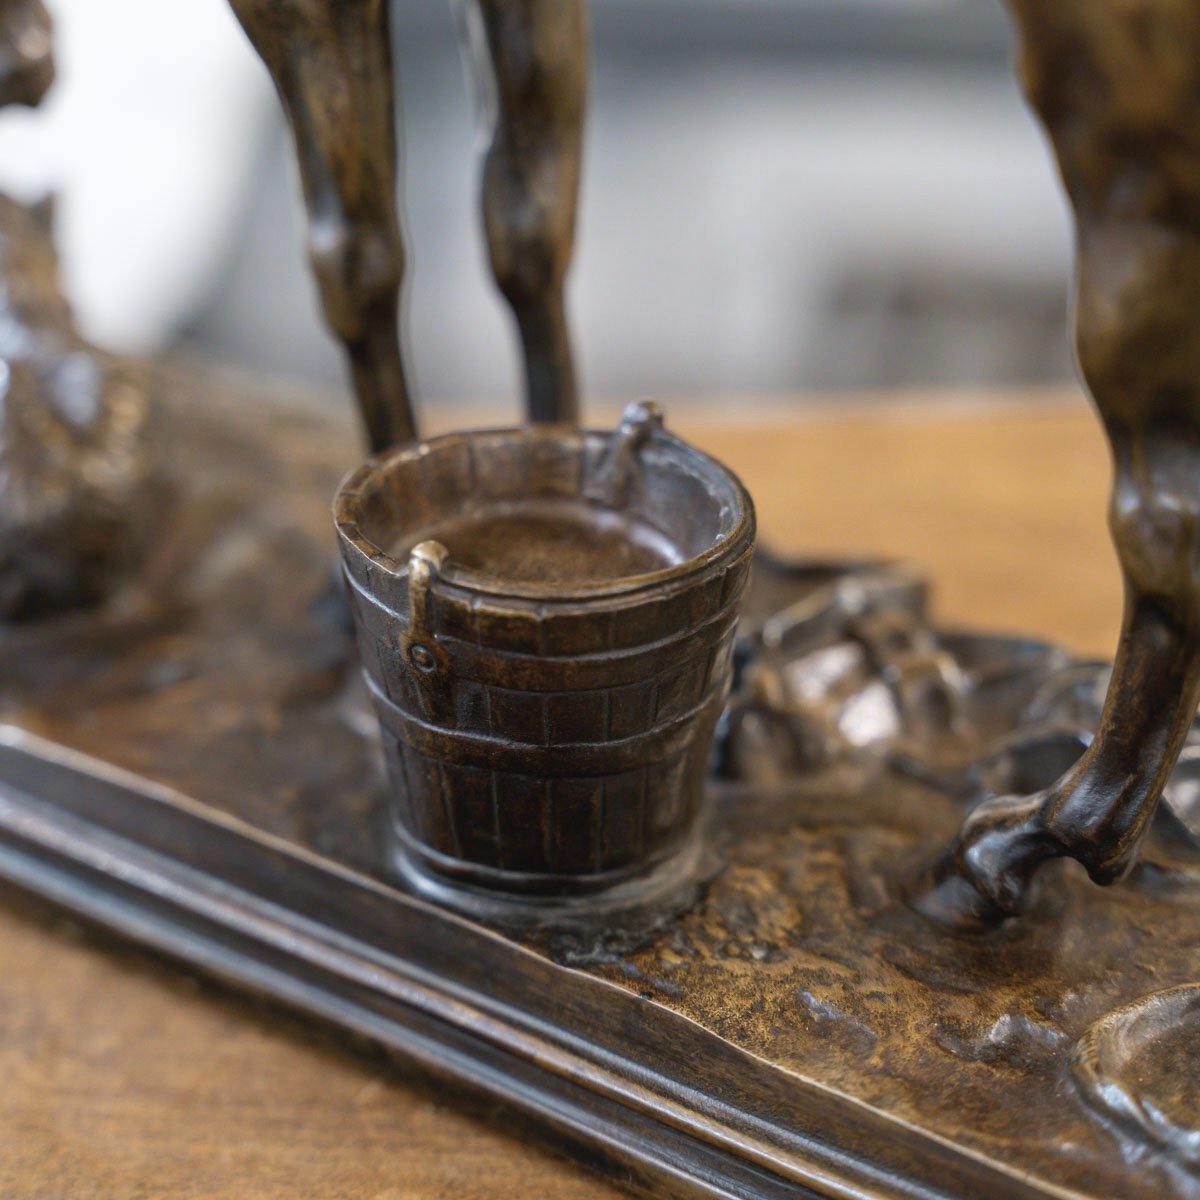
[917,1,1200,926]
[229,0,415,450]
[468,0,586,424]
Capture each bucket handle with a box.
[402,540,452,719]
[584,399,664,509]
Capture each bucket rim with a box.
[333,421,756,604]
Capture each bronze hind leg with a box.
[917,1,1200,927]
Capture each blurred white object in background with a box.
[0,0,269,352]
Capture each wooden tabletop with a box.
[0,385,1122,1200]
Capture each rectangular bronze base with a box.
[2,370,1195,1200]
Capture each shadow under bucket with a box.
[334,402,756,927]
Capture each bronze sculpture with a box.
[227,0,416,450]
[468,0,587,424]
[4,1,1200,1197]
[919,0,1200,928]
[335,401,753,924]
[227,0,587,441]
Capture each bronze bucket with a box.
[334,402,755,924]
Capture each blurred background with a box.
[0,0,1075,408]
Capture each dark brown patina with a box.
[918,0,1200,929]
[228,0,416,451]
[334,402,755,925]
[467,0,588,424]
[1,2,1199,1197]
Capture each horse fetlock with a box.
[483,163,571,287]
[485,230,564,309]
[1042,802,1141,886]
[307,219,402,338]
